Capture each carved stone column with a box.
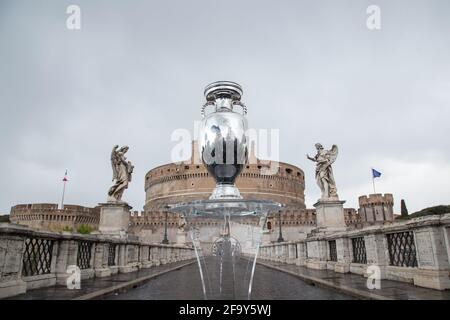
[335,238,351,273]
[287,243,296,264]
[306,240,328,270]
[55,239,78,285]
[363,233,388,278]
[154,247,161,266]
[296,242,307,266]
[94,242,111,277]
[140,245,152,269]
[0,233,26,299]
[413,226,450,290]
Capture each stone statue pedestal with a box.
[98,202,131,236]
[176,230,188,245]
[314,199,346,231]
[261,229,272,245]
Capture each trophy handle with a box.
[232,101,247,116]
[201,101,215,119]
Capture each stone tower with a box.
[358,193,394,223]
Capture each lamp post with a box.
[277,210,284,243]
[162,208,169,244]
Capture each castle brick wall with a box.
[10,203,100,232]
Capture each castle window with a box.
[297,172,301,177]
[286,168,292,174]
[185,166,189,170]
[196,165,200,169]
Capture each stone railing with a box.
[0,223,195,299]
[259,213,450,290]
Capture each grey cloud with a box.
[1,0,449,214]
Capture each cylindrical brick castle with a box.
[144,141,305,211]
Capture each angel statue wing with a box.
[127,161,134,182]
[327,144,339,165]
[110,145,119,181]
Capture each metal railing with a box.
[108,244,116,266]
[22,238,54,276]
[328,240,337,262]
[351,237,367,264]
[77,241,93,270]
[386,231,418,268]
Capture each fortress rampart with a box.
[358,193,394,223]
[10,203,100,232]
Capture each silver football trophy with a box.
[199,81,248,199]
[171,82,280,299]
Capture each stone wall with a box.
[10,204,100,232]
[0,223,194,299]
[130,207,362,243]
[259,213,450,291]
[358,193,394,223]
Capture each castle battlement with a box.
[358,194,394,224]
[358,193,394,206]
[10,203,100,231]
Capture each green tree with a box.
[401,199,408,217]
[62,226,73,232]
[76,224,93,234]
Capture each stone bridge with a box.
[1,213,450,300]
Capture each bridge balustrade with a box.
[259,213,450,291]
[0,224,195,299]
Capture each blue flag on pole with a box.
[372,168,382,178]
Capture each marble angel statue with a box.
[307,143,339,200]
[108,145,134,202]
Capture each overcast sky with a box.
[0,0,449,214]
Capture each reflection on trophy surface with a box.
[199,81,248,199]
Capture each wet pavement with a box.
[8,260,195,300]
[104,259,353,300]
[8,258,449,300]
[257,260,450,300]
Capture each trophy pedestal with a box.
[313,199,346,230]
[209,183,242,200]
[98,202,131,236]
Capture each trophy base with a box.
[209,184,242,200]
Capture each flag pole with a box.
[60,181,66,210]
[61,170,67,210]
[371,168,376,194]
